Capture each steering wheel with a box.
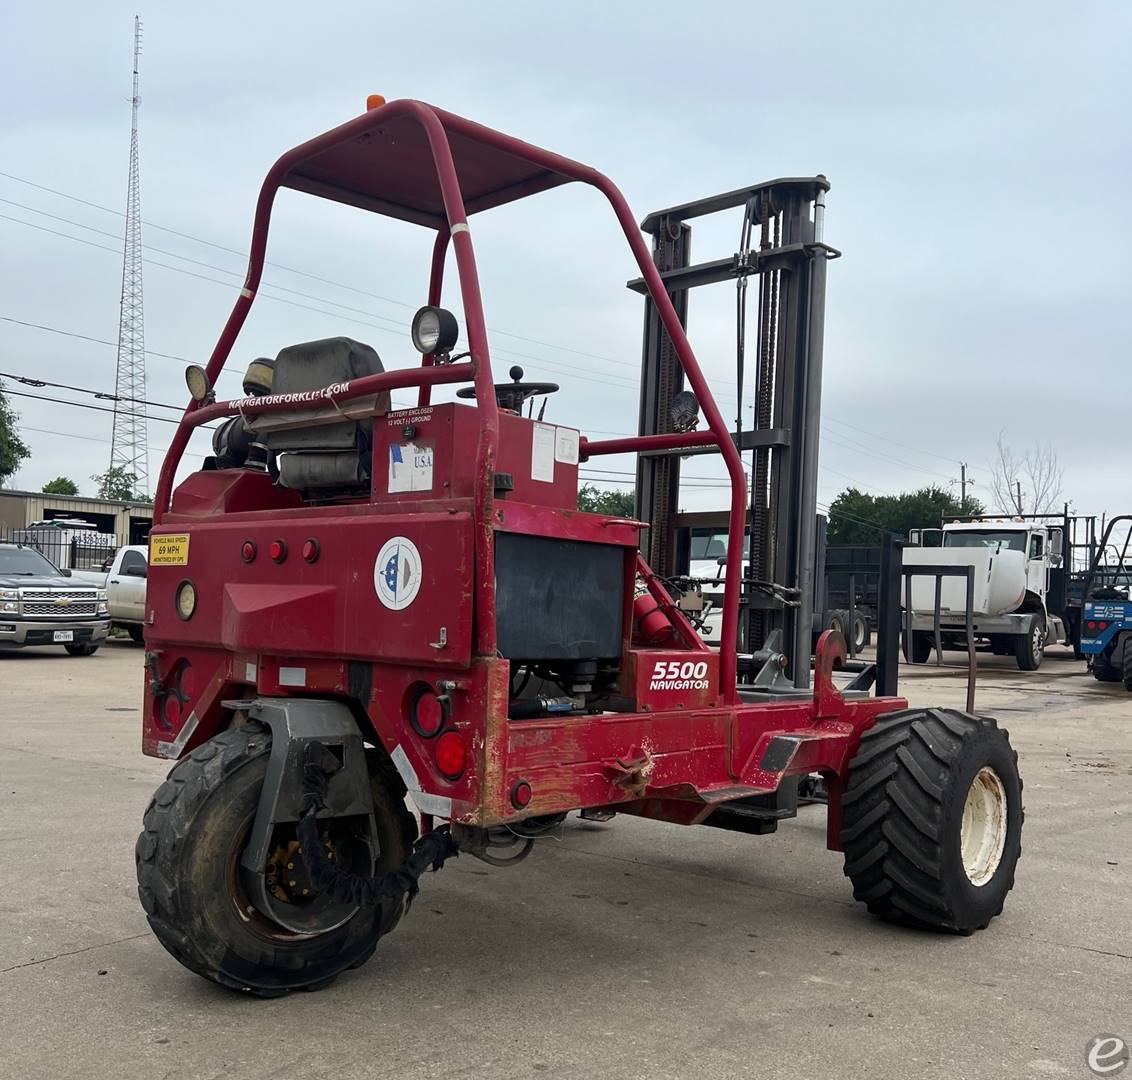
[457,366,559,412]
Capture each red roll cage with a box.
[154,98,748,697]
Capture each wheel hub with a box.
[960,766,1008,887]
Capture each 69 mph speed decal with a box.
[374,536,423,611]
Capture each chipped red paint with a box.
[143,101,907,848]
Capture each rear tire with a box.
[851,612,870,652]
[1015,615,1045,671]
[1093,650,1121,682]
[1122,640,1132,692]
[902,629,933,664]
[135,723,417,996]
[841,708,1023,933]
[64,642,99,656]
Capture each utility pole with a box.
[109,15,148,497]
[1015,480,1024,515]
[959,462,968,507]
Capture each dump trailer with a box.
[135,98,1023,996]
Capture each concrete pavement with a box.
[1,641,1129,1079]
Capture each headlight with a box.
[175,580,197,621]
[0,601,16,614]
[410,306,459,355]
[97,589,109,601]
[0,588,16,601]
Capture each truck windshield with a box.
[0,546,63,576]
[943,531,1026,553]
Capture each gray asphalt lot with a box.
[1,641,1129,1079]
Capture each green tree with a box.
[826,485,984,545]
[91,466,151,503]
[0,379,30,486]
[42,476,79,496]
[577,483,635,517]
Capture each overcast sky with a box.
[0,0,1128,523]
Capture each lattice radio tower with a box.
[109,15,148,495]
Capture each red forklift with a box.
[136,98,1023,995]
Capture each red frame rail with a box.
[153,99,748,699]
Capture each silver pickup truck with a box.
[0,542,110,654]
[71,544,148,641]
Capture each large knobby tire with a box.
[136,723,418,996]
[1122,640,1132,692]
[840,708,1023,933]
[1015,614,1045,671]
[1092,648,1121,682]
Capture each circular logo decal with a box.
[374,536,422,611]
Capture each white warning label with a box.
[554,426,580,465]
[531,422,556,483]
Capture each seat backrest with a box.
[251,337,388,452]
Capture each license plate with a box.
[53,630,74,642]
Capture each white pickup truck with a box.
[72,545,149,641]
[903,520,1066,670]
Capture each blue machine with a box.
[1080,515,1132,690]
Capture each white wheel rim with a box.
[960,766,1008,887]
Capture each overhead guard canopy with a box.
[278,101,577,229]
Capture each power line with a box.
[1,166,985,486]
[0,369,182,412]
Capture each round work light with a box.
[410,306,459,355]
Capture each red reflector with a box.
[413,691,445,737]
[1087,621,1096,631]
[511,780,532,809]
[1099,621,1108,631]
[301,538,320,563]
[241,541,256,563]
[269,539,287,563]
[434,730,466,779]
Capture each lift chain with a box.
[296,741,459,907]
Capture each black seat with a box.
[248,337,387,492]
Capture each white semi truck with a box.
[903,518,1068,670]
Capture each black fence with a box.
[0,526,130,572]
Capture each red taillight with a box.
[434,730,467,779]
[412,690,445,737]
[1087,621,1096,631]
[241,541,256,563]
[1099,621,1109,631]
[301,538,320,563]
[510,779,532,809]
[269,539,287,563]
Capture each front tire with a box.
[135,724,417,996]
[1015,615,1045,671]
[841,708,1023,933]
